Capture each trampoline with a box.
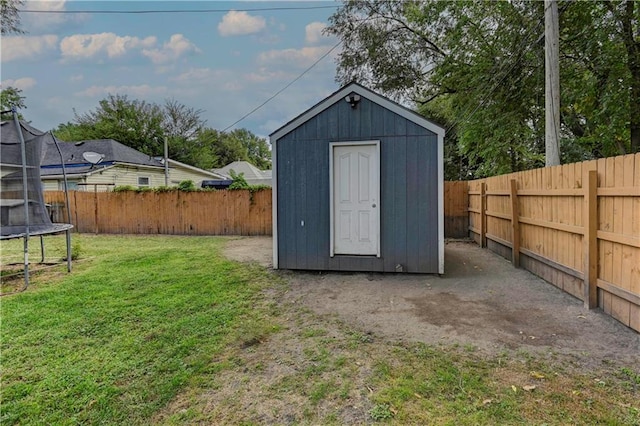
[1,110,74,290]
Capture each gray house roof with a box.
[213,160,272,186]
[214,161,269,180]
[2,121,225,180]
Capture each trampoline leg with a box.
[65,229,72,272]
[40,236,45,263]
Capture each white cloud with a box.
[218,11,266,36]
[245,68,294,83]
[171,68,216,83]
[142,34,200,64]
[70,74,84,82]
[75,84,168,98]
[1,35,58,61]
[305,22,327,44]
[1,77,37,90]
[21,1,89,34]
[170,68,242,92]
[60,33,156,61]
[257,46,330,68]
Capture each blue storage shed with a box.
[270,82,445,273]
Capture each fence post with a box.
[510,179,520,267]
[583,169,598,309]
[480,182,487,248]
[94,187,99,235]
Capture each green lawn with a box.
[1,235,277,425]
[1,235,638,425]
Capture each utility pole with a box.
[545,0,561,166]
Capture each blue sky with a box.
[1,1,342,139]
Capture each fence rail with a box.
[45,189,273,236]
[468,153,640,332]
[46,182,469,238]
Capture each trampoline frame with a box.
[1,109,74,290]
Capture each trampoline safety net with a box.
[1,120,65,238]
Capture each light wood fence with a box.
[46,183,469,238]
[45,189,272,236]
[468,153,640,332]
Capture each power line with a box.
[222,40,342,132]
[19,5,339,14]
[222,15,376,132]
[444,15,546,135]
[445,3,571,136]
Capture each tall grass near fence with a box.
[468,153,640,332]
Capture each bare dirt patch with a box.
[156,237,639,424]
[225,237,639,366]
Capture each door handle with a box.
[372,203,376,208]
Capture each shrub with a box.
[228,170,250,190]
[177,180,196,191]
[112,185,137,192]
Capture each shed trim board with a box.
[329,140,381,258]
[270,82,445,274]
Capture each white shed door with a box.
[332,143,379,255]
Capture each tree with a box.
[326,0,639,178]
[1,0,24,35]
[162,98,212,168]
[0,86,26,120]
[223,129,271,170]
[560,1,639,156]
[327,1,547,178]
[53,95,272,171]
[55,94,165,156]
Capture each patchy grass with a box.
[1,234,639,425]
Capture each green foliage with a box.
[61,240,82,261]
[1,0,24,35]
[177,180,196,191]
[112,185,137,192]
[57,94,165,156]
[0,86,26,121]
[53,96,271,171]
[113,182,201,193]
[369,403,394,421]
[70,240,82,261]
[225,128,272,170]
[327,0,640,178]
[228,170,250,190]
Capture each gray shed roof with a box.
[270,82,446,141]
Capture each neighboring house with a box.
[213,161,272,187]
[0,121,225,191]
[270,82,445,274]
[39,139,226,192]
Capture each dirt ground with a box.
[224,236,639,367]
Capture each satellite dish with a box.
[82,151,104,165]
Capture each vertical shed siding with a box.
[277,97,439,273]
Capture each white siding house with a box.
[40,139,225,192]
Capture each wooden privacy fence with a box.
[444,181,469,238]
[45,189,272,236]
[468,153,640,332]
[45,183,468,238]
